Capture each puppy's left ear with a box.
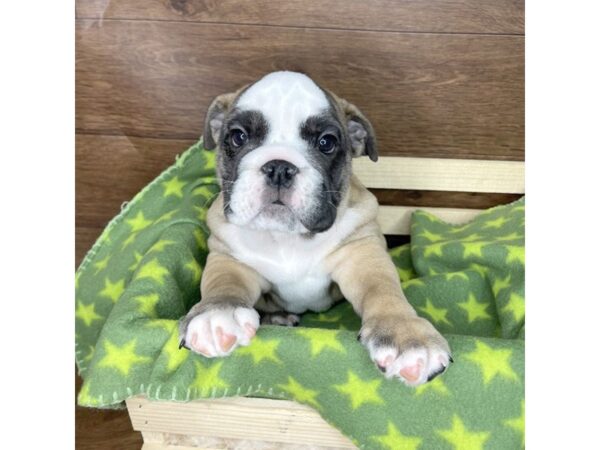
[332,94,378,162]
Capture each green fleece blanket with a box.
[76,139,525,449]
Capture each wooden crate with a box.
[124,157,524,449]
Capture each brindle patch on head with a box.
[299,111,352,210]
[217,109,269,215]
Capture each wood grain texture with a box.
[75,0,524,35]
[354,156,524,193]
[76,134,194,230]
[127,396,355,448]
[76,20,524,160]
[77,226,104,267]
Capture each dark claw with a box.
[426,365,447,382]
[356,332,362,341]
[179,338,188,350]
[449,355,454,363]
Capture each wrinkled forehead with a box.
[235,72,331,144]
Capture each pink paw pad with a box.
[399,358,424,383]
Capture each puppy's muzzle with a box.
[261,160,299,189]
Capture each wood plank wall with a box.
[76,0,524,266]
[75,2,523,448]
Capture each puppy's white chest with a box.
[223,226,337,312]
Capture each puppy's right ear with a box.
[203,92,237,150]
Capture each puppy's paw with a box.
[179,303,260,358]
[360,315,452,387]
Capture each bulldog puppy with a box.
[179,71,451,386]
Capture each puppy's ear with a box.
[202,92,237,150]
[332,94,378,162]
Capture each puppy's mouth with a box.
[272,199,285,206]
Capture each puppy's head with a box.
[203,71,377,234]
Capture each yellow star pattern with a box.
[461,233,483,242]
[465,340,518,384]
[450,223,472,234]
[193,205,208,222]
[389,245,410,257]
[397,266,417,282]
[204,150,216,169]
[83,345,95,363]
[134,293,160,318]
[75,300,103,326]
[504,400,525,448]
[146,318,177,334]
[93,255,110,274]
[162,326,189,373]
[154,209,177,224]
[403,278,425,289]
[277,376,320,409]
[418,299,452,326]
[458,294,491,323]
[99,277,125,303]
[414,376,450,396]
[128,252,143,272]
[437,415,490,450]
[468,263,488,278]
[446,272,469,282]
[135,258,169,285]
[193,228,207,250]
[98,339,152,376]
[506,245,525,265]
[184,258,202,284]
[419,229,445,243]
[295,328,346,356]
[192,185,215,199]
[162,176,186,198]
[126,211,152,233]
[149,239,175,253]
[75,271,81,290]
[333,371,384,409]
[498,232,523,241]
[492,274,512,295]
[77,382,100,406]
[191,360,229,395]
[484,216,510,229]
[463,242,488,259]
[235,336,282,364]
[424,242,445,258]
[121,232,138,250]
[373,422,422,450]
[502,293,525,322]
[313,313,342,323]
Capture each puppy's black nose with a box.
[261,160,298,189]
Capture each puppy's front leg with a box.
[179,252,270,357]
[329,236,452,386]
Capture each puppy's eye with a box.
[318,134,337,154]
[230,130,248,148]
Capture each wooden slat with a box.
[377,205,483,235]
[76,134,195,229]
[354,157,524,193]
[372,189,521,209]
[126,396,355,448]
[75,0,524,35]
[140,431,349,450]
[76,21,524,160]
